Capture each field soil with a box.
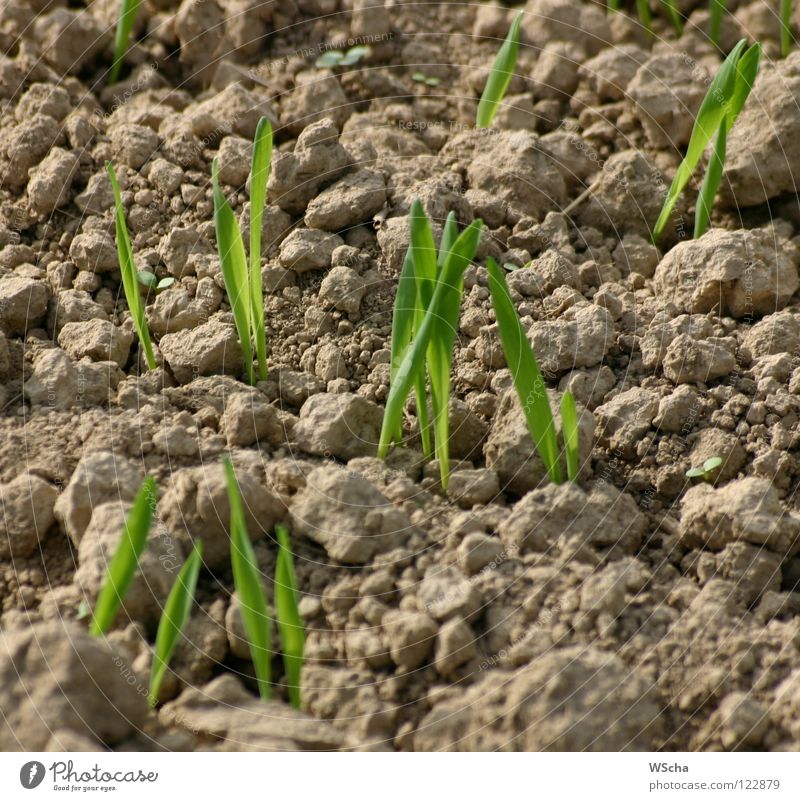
[2,0,800,751]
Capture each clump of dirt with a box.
[1,0,800,753]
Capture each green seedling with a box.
[782,0,793,57]
[486,258,561,484]
[148,540,203,708]
[608,0,622,11]
[274,524,305,709]
[89,476,156,636]
[137,271,175,294]
[316,46,370,68]
[476,10,523,128]
[109,0,142,84]
[636,0,654,36]
[249,117,272,381]
[709,0,727,50]
[652,39,760,242]
[211,116,272,385]
[662,0,683,35]
[686,455,724,481]
[560,390,580,482]
[412,72,441,87]
[379,211,483,489]
[107,162,157,370]
[225,459,272,700]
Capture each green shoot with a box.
[137,271,174,294]
[781,0,793,57]
[412,72,441,87]
[694,41,760,237]
[560,391,580,483]
[315,46,370,68]
[225,459,272,700]
[686,455,723,481]
[652,39,760,242]
[379,216,483,487]
[636,0,653,36]
[249,117,272,382]
[109,0,142,84]
[709,0,727,50]
[274,525,305,709]
[107,162,156,370]
[486,258,562,484]
[608,0,622,11]
[662,0,683,35]
[148,540,203,708]
[90,476,156,636]
[476,11,523,128]
[213,159,255,385]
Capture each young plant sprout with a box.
[274,524,305,709]
[476,10,523,128]
[225,459,272,700]
[109,0,142,84]
[211,116,272,385]
[107,162,157,371]
[379,207,483,489]
[652,39,761,242]
[635,0,654,36]
[686,455,724,481]
[89,476,156,636]
[560,390,580,482]
[148,540,203,708]
[781,0,794,57]
[315,45,370,69]
[413,72,441,87]
[709,0,727,50]
[486,258,562,484]
[137,272,175,294]
[662,0,683,35]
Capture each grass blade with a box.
[379,219,483,459]
[694,118,727,238]
[476,11,523,128]
[709,0,727,50]
[782,0,793,57]
[274,524,305,709]
[225,459,271,700]
[90,476,156,636]
[560,391,580,483]
[651,39,747,243]
[109,0,142,84]
[107,162,156,370]
[390,250,420,446]
[148,540,203,708]
[249,117,272,382]
[636,0,653,36]
[213,158,255,385]
[728,42,761,121]
[608,0,622,11]
[662,0,683,34]
[486,258,562,484]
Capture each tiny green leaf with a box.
[703,456,724,472]
[249,116,272,382]
[148,540,203,708]
[316,51,343,68]
[274,524,305,709]
[476,11,523,128]
[212,158,255,385]
[686,466,705,478]
[225,459,272,700]
[340,45,370,65]
[560,390,580,483]
[107,162,156,370]
[157,276,175,291]
[486,258,562,484]
[137,270,157,288]
[90,476,156,636]
[109,0,142,84]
